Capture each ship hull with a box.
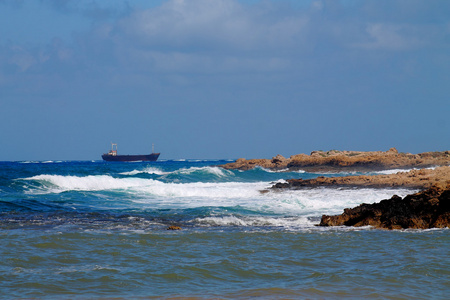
[102,153,160,162]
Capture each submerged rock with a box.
[319,185,450,229]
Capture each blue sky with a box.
[1,0,449,160]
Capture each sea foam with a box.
[121,166,234,179]
[22,173,416,217]
[120,167,168,176]
[192,215,313,228]
[24,174,158,193]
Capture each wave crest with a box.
[23,175,159,193]
[192,215,312,228]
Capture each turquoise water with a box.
[0,160,448,299]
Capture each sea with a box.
[0,159,448,299]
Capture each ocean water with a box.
[0,160,448,299]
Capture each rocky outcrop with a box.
[167,225,181,230]
[224,155,289,171]
[220,148,450,172]
[319,185,450,229]
[272,166,450,190]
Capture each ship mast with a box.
[111,143,117,156]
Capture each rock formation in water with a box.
[167,225,182,230]
[220,148,450,172]
[271,166,450,190]
[221,148,450,230]
[319,185,450,229]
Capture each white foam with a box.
[258,167,289,173]
[193,215,313,228]
[24,174,158,193]
[23,174,416,218]
[132,181,268,204]
[264,187,415,216]
[134,183,415,218]
[374,167,436,175]
[120,167,168,176]
[374,169,413,175]
[174,166,234,177]
[259,167,305,174]
[120,166,234,178]
[23,174,265,197]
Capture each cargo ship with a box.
[102,143,160,162]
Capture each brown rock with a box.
[272,154,287,164]
[219,148,450,172]
[167,225,182,230]
[271,166,450,190]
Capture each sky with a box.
[0,0,449,161]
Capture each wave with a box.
[120,167,169,176]
[22,174,159,193]
[174,166,234,177]
[21,174,266,196]
[20,173,417,217]
[373,167,436,175]
[256,166,305,174]
[192,215,313,229]
[19,160,65,164]
[121,166,235,180]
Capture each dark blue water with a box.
[0,160,448,299]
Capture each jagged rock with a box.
[220,148,450,172]
[319,185,450,229]
[272,154,287,165]
[271,166,450,190]
[388,147,398,154]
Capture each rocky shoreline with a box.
[310,166,450,229]
[220,148,450,172]
[221,148,450,229]
[270,165,450,229]
[271,166,450,190]
[319,185,450,229]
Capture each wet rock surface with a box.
[319,185,450,229]
[221,148,450,229]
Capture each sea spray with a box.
[0,160,447,299]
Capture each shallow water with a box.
[0,160,448,299]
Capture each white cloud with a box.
[1,0,449,87]
[9,47,36,71]
[116,0,308,52]
[354,23,424,50]
[92,0,311,77]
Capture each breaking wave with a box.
[23,174,157,193]
[120,166,234,179]
[20,174,415,217]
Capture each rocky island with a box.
[222,148,450,229]
[220,148,450,173]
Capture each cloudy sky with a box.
[1,0,449,160]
